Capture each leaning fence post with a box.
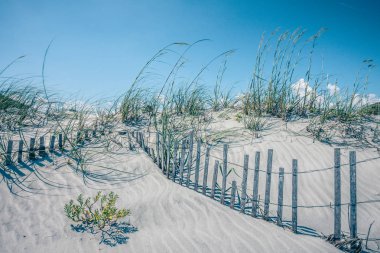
[194,139,201,191]
[58,133,63,150]
[277,167,284,226]
[49,135,56,152]
[264,149,273,220]
[292,159,298,233]
[171,141,179,181]
[241,154,249,213]
[252,151,260,218]
[179,139,186,185]
[5,140,13,165]
[186,131,194,187]
[221,144,228,204]
[230,180,237,209]
[202,146,211,195]
[349,151,357,240]
[29,138,36,160]
[18,140,24,163]
[334,148,341,240]
[210,160,219,199]
[39,136,46,157]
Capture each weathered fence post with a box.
[18,140,23,163]
[49,135,55,152]
[292,159,298,233]
[179,139,186,185]
[58,133,63,150]
[210,160,219,199]
[221,144,228,204]
[161,134,165,171]
[202,146,211,195]
[334,148,341,240]
[29,138,36,160]
[230,180,237,209]
[156,132,160,168]
[128,132,133,151]
[349,151,357,240]
[39,136,46,157]
[76,132,81,144]
[5,140,13,165]
[241,154,249,213]
[277,167,284,226]
[85,130,89,141]
[264,149,273,220]
[166,138,171,178]
[252,151,260,218]
[186,131,194,187]
[194,139,201,191]
[140,132,144,149]
[171,141,179,181]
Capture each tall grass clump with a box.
[243,28,325,119]
[210,57,234,111]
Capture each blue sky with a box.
[0,0,379,99]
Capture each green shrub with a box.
[64,191,130,230]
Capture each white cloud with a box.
[327,83,340,96]
[292,78,312,97]
[367,93,380,104]
[351,93,379,106]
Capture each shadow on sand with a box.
[71,221,138,247]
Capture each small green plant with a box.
[243,113,268,133]
[64,191,130,230]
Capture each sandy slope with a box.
[0,138,341,252]
[197,115,380,249]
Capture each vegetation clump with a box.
[64,191,130,229]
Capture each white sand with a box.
[1,116,377,252]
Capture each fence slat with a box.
[292,159,298,233]
[166,138,171,178]
[39,136,46,157]
[58,133,63,150]
[194,139,201,191]
[186,131,194,187]
[161,134,165,172]
[334,148,341,240]
[18,140,23,163]
[230,180,237,209]
[202,146,211,195]
[76,132,81,144]
[29,138,36,160]
[5,140,13,165]
[156,132,160,168]
[252,151,260,218]
[172,141,179,181]
[264,149,273,220]
[349,151,357,239]
[210,160,219,199]
[128,132,133,151]
[240,154,249,213]
[49,135,55,152]
[221,144,228,204]
[277,167,284,226]
[179,139,186,185]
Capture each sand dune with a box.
[0,129,344,252]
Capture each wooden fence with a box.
[0,128,370,251]
[132,130,362,250]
